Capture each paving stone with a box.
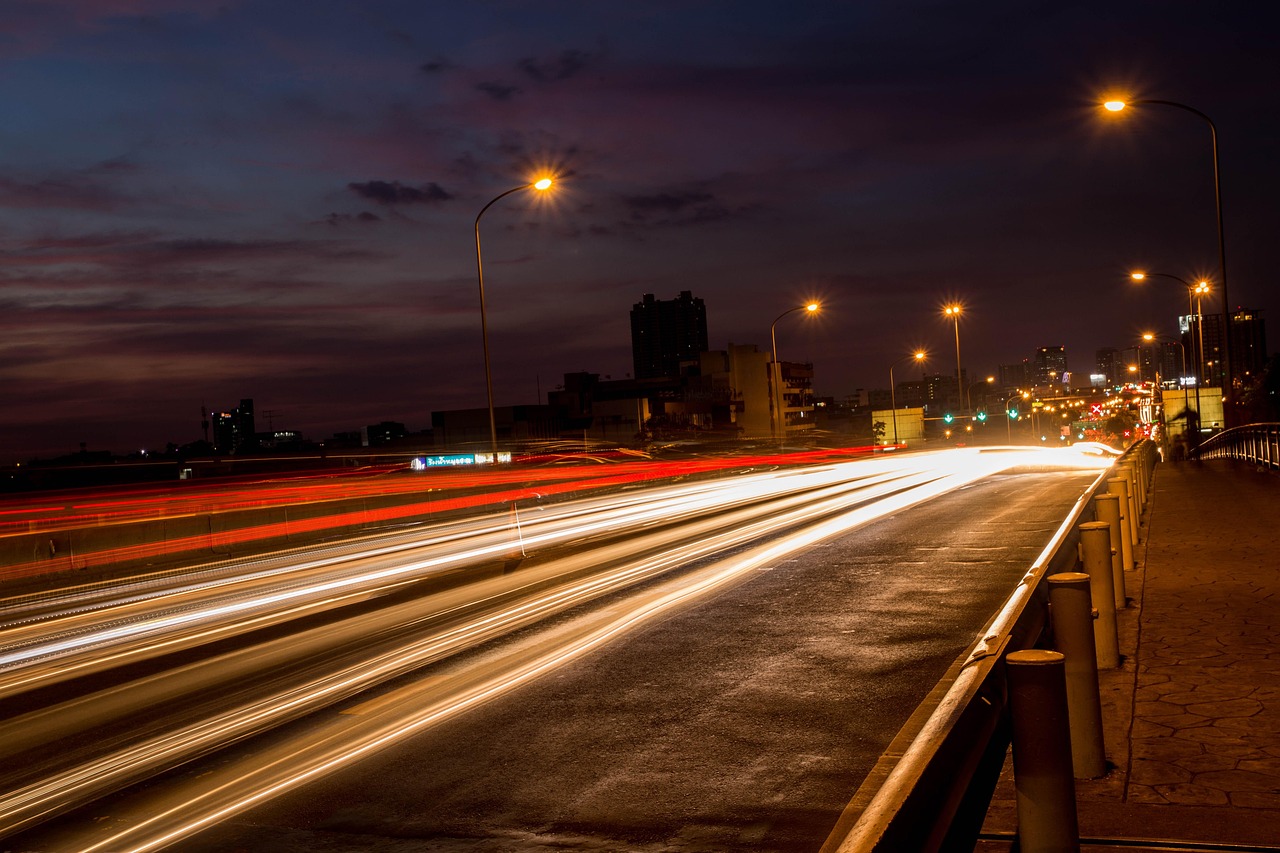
[1154,782,1231,806]
[1130,758,1192,786]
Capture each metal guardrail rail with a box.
[821,441,1156,853]
[1194,422,1280,470]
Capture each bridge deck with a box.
[980,458,1280,851]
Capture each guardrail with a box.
[822,440,1157,852]
[1193,422,1280,470]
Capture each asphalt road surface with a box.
[15,466,1098,853]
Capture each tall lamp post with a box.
[769,302,820,441]
[943,304,966,411]
[474,177,554,455]
[1003,391,1030,443]
[888,351,926,446]
[1104,98,1233,421]
[1130,271,1209,423]
[1143,331,1190,439]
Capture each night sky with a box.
[3,1,1277,462]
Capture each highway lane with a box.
[0,447,1115,851]
[0,449,1004,840]
[0,450,1006,697]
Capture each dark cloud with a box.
[4,234,379,268]
[320,211,383,227]
[419,59,451,73]
[476,81,520,101]
[626,191,716,215]
[620,189,746,227]
[347,180,453,205]
[0,174,129,212]
[519,49,592,82]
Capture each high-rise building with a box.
[1182,313,1223,388]
[630,291,709,380]
[999,360,1031,392]
[211,398,256,453]
[1229,308,1268,384]
[1094,348,1124,387]
[1033,346,1068,386]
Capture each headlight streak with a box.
[46,455,1030,853]
[0,459,949,800]
[0,457,937,692]
[0,446,1115,847]
[0,461,949,838]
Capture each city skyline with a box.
[3,2,1278,462]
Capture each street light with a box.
[1130,271,1209,421]
[1104,98,1233,419]
[1003,390,1030,443]
[769,302,820,441]
[473,176,555,455]
[888,350,926,446]
[943,304,966,411]
[1143,331,1191,441]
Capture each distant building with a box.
[999,360,1031,392]
[211,398,256,454]
[1033,346,1068,387]
[630,291,709,380]
[1094,348,1124,387]
[1229,308,1268,384]
[366,421,407,446]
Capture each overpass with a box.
[0,432,1276,851]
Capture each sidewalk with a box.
[977,458,1280,851]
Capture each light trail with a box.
[0,445,1115,847]
[0,453,939,692]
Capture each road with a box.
[0,446,1114,851]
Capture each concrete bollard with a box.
[1048,572,1107,779]
[1118,464,1140,545]
[1132,458,1148,512]
[1092,493,1127,607]
[1079,521,1121,669]
[1007,649,1081,853]
[1106,477,1135,573]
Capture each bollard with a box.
[1048,572,1107,779]
[1118,464,1140,545]
[1079,521,1120,669]
[1007,650,1081,853]
[1092,493,1127,607]
[1106,476,1135,573]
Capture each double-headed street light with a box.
[1130,271,1210,421]
[1104,98,1233,419]
[1003,391,1030,443]
[943,304,966,410]
[888,350,926,446]
[474,177,555,455]
[769,302,820,441]
[1143,331,1191,435]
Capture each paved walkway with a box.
[978,458,1280,851]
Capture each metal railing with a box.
[822,441,1156,852]
[1193,422,1280,470]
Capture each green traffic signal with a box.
[1007,408,1020,420]
[943,412,954,424]
[975,410,987,422]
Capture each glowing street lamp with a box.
[1003,391,1030,443]
[769,302,820,441]
[1143,331,1191,431]
[1103,97,1233,417]
[888,350,926,446]
[1130,270,1209,419]
[473,176,555,454]
[943,304,966,410]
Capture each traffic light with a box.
[943,412,954,424]
[1007,408,1020,420]
[975,410,987,422]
